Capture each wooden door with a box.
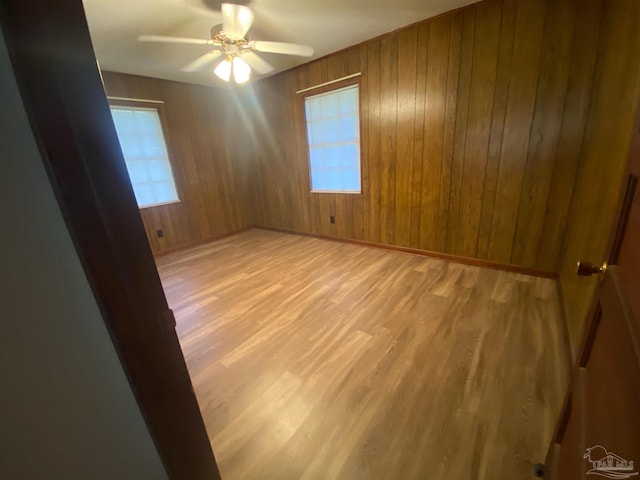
[545,116,640,479]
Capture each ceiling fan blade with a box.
[250,41,314,57]
[241,51,274,75]
[182,50,224,72]
[221,3,254,39]
[139,35,212,46]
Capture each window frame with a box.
[108,98,182,209]
[301,77,363,195]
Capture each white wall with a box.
[0,30,168,480]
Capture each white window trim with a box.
[310,190,361,194]
[109,102,182,209]
[138,199,182,210]
[304,83,363,195]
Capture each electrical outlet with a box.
[330,215,335,224]
[156,229,164,238]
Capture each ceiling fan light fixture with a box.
[233,56,251,84]
[140,3,312,83]
[214,57,232,82]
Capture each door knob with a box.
[576,261,607,276]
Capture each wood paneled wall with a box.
[557,0,640,356]
[243,0,606,273]
[102,72,254,253]
[101,0,640,358]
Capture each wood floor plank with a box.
[156,228,568,480]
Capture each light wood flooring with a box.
[156,229,568,480]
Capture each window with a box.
[304,84,361,193]
[109,104,179,208]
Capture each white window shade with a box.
[110,106,179,208]
[305,84,361,193]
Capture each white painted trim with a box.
[296,73,362,94]
[107,96,164,104]
[310,190,361,195]
[138,199,181,209]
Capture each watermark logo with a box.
[584,445,638,478]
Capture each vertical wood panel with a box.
[536,0,603,270]
[379,34,398,245]
[394,27,418,247]
[456,0,501,257]
[476,0,517,260]
[306,62,326,235]
[487,0,546,263]
[409,23,429,247]
[435,14,459,252]
[171,84,212,239]
[285,73,305,231]
[283,74,300,231]
[293,66,312,232]
[445,8,476,255]
[418,15,450,251]
[511,0,577,267]
[367,40,382,243]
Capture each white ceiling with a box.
[83,0,479,88]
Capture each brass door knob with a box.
[576,261,607,277]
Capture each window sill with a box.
[310,190,362,195]
[139,199,182,210]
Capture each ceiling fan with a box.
[139,3,314,84]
